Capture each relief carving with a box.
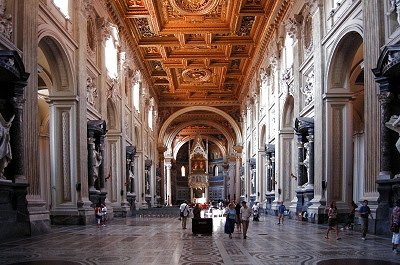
[301,71,314,106]
[86,76,98,106]
[0,0,12,40]
[388,0,400,26]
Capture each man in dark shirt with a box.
[358,200,373,240]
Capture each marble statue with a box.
[92,147,102,182]
[386,115,400,178]
[302,142,311,188]
[0,113,14,180]
[388,0,400,25]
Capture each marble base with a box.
[30,219,51,235]
[112,206,126,218]
[50,209,81,225]
[0,181,30,239]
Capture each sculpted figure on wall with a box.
[0,0,12,40]
[389,0,400,25]
[92,146,102,184]
[0,113,14,180]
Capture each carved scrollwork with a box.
[0,0,12,40]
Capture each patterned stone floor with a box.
[0,214,399,265]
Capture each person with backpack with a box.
[179,201,190,229]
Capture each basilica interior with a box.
[1,0,400,263]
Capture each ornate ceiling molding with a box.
[169,0,219,16]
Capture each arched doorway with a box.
[325,31,364,209]
[37,36,78,224]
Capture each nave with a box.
[0,215,398,265]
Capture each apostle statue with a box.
[0,113,14,180]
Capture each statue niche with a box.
[87,120,107,206]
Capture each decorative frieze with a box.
[86,75,98,106]
[301,71,315,106]
[0,0,12,40]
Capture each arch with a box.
[281,95,294,129]
[38,33,74,93]
[107,99,118,130]
[165,120,235,155]
[158,106,242,149]
[259,124,266,147]
[326,26,363,90]
[173,135,227,160]
[325,28,365,205]
[37,32,77,214]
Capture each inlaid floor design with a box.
[0,215,399,265]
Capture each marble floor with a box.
[0,214,399,265]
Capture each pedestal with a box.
[127,193,137,216]
[0,181,30,239]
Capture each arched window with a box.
[105,26,119,80]
[214,166,219,176]
[133,82,140,112]
[53,0,69,18]
[181,166,186,177]
[284,33,294,69]
[148,98,154,130]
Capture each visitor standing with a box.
[240,201,252,239]
[342,201,357,230]
[193,203,201,219]
[101,204,108,226]
[180,201,190,229]
[277,201,286,225]
[224,202,236,239]
[325,201,341,240]
[391,199,400,254]
[95,203,102,228]
[235,202,242,232]
[359,199,373,240]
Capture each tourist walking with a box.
[180,201,190,229]
[224,202,236,239]
[325,201,341,240]
[359,199,373,240]
[277,201,286,225]
[342,201,357,230]
[391,199,400,254]
[235,202,242,232]
[240,201,252,239]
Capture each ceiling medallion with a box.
[182,68,211,82]
[169,0,219,15]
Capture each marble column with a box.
[235,155,241,203]
[306,128,315,187]
[296,133,305,187]
[378,89,394,179]
[271,154,275,192]
[165,161,172,206]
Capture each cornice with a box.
[159,100,241,107]
[239,0,292,102]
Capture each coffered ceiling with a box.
[112,0,290,151]
[113,0,289,108]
